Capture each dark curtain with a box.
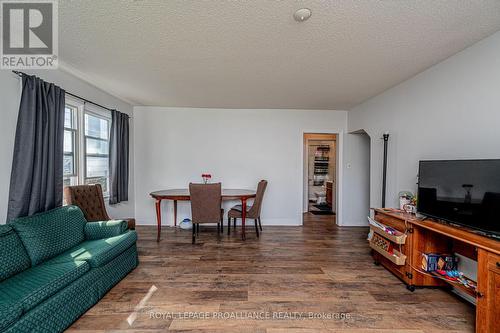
[109,110,129,204]
[7,75,65,221]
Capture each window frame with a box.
[63,97,112,197]
[83,110,111,195]
[63,104,78,178]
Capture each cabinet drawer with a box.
[369,219,407,245]
[486,252,500,274]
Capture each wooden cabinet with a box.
[477,250,500,333]
[372,208,500,332]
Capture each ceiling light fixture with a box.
[293,8,312,22]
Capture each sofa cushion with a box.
[0,260,89,314]
[0,298,22,331]
[48,230,137,268]
[0,224,31,282]
[10,206,87,265]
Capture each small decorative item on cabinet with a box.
[201,173,212,184]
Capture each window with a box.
[63,105,78,187]
[84,113,110,193]
[63,99,111,196]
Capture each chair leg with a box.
[192,224,196,244]
[258,217,263,231]
[234,217,237,229]
[254,219,259,237]
[228,217,231,235]
[220,220,223,233]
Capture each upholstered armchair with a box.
[63,184,135,230]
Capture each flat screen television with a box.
[417,159,500,239]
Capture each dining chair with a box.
[227,180,267,237]
[64,184,135,230]
[189,182,224,244]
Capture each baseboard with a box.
[339,220,369,227]
[135,217,301,226]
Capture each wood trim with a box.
[303,133,337,141]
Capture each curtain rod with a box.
[12,70,124,114]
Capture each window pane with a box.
[85,177,108,194]
[86,156,109,178]
[64,154,74,175]
[63,176,78,187]
[64,130,74,153]
[64,107,73,128]
[85,114,108,139]
[86,137,108,155]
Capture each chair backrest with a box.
[63,184,110,222]
[189,183,222,224]
[248,180,268,217]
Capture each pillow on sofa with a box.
[10,206,87,265]
[0,224,31,281]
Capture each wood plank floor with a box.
[67,214,475,332]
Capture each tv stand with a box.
[371,208,500,332]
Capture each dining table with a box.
[150,188,256,241]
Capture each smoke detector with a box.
[294,8,312,22]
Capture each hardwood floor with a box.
[67,214,475,332]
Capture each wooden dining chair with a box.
[227,180,267,237]
[189,183,224,244]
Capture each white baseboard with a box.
[135,217,301,226]
[339,220,369,227]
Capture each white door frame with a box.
[300,130,344,226]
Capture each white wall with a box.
[133,107,347,226]
[0,69,135,223]
[348,31,500,209]
[343,132,370,226]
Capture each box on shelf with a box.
[421,253,458,272]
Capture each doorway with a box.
[303,133,337,216]
[344,130,371,226]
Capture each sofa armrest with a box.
[84,220,128,240]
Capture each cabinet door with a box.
[373,212,410,283]
[477,249,500,333]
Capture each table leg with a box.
[155,199,162,242]
[241,198,247,240]
[174,200,177,226]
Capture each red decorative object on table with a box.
[202,174,212,184]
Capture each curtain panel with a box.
[7,75,65,221]
[109,110,130,204]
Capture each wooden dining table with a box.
[150,188,256,241]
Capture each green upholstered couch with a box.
[0,205,138,333]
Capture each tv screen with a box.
[417,159,500,238]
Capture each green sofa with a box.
[0,205,138,333]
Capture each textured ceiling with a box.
[59,0,500,109]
